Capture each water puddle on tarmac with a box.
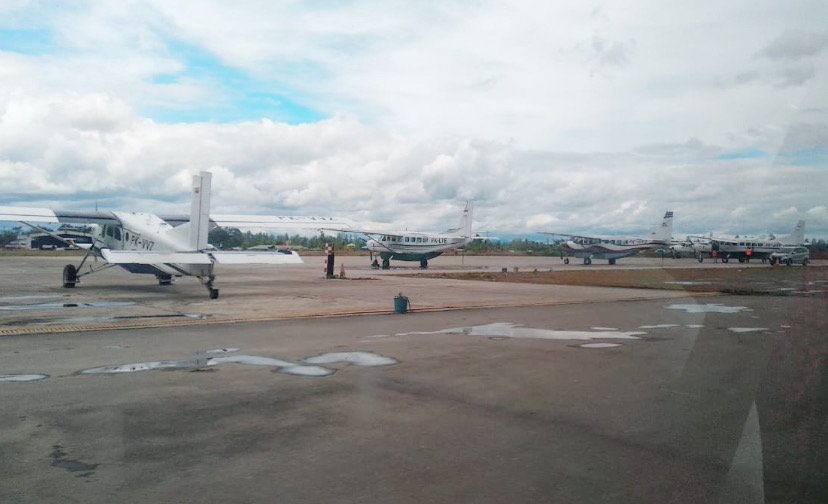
[0,301,136,312]
[77,350,397,378]
[666,303,751,314]
[389,322,646,341]
[36,313,209,325]
[304,352,398,366]
[0,295,63,302]
[0,374,49,383]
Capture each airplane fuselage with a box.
[91,212,213,277]
[561,238,665,261]
[367,233,470,262]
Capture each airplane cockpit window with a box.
[114,227,121,241]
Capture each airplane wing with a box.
[0,207,119,225]
[101,249,304,265]
[0,206,352,230]
[160,213,354,230]
[538,232,597,241]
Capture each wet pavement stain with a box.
[50,445,98,477]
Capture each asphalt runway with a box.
[1,255,826,503]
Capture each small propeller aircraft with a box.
[326,202,477,269]
[541,211,674,265]
[0,172,349,298]
[693,220,806,263]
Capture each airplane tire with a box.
[722,256,729,263]
[209,288,219,299]
[564,258,570,264]
[157,274,173,286]
[584,258,592,265]
[786,259,792,266]
[62,264,77,288]
[382,259,390,270]
[608,258,616,265]
[803,258,809,266]
[698,256,703,263]
[420,259,428,269]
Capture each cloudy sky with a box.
[0,0,826,238]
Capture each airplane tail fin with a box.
[189,171,212,250]
[650,211,674,243]
[778,220,805,245]
[445,201,473,237]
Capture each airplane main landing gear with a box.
[382,258,390,270]
[420,259,428,269]
[608,258,616,265]
[564,258,570,264]
[62,264,78,288]
[202,275,220,299]
[156,274,173,286]
[583,257,592,265]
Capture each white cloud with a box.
[0,1,826,238]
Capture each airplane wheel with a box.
[738,257,745,263]
[608,259,616,265]
[803,258,809,266]
[382,259,390,270]
[697,256,704,263]
[209,288,219,299]
[157,274,173,286]
[722,256,729,263]
[420,259,428,269]
[785,259,792,266]
[62,264,78,288]
[564,258,569,264]
[584,258,592,265]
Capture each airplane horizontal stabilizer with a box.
[210,251,303,265]
[101,249,213,265]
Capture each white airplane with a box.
[669,236,712,258]
[541,211,674,265]
[0,171,349,298]
[330,202,477,269]
[694,220,806,264]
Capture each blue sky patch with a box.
[144,39,326,124]
[778,147,828,167]
[716,148,768,161]
[0,28,54,55]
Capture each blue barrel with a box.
[394,294,410,314]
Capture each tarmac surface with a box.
[1,254,826,503]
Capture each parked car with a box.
[769,247,810,266]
